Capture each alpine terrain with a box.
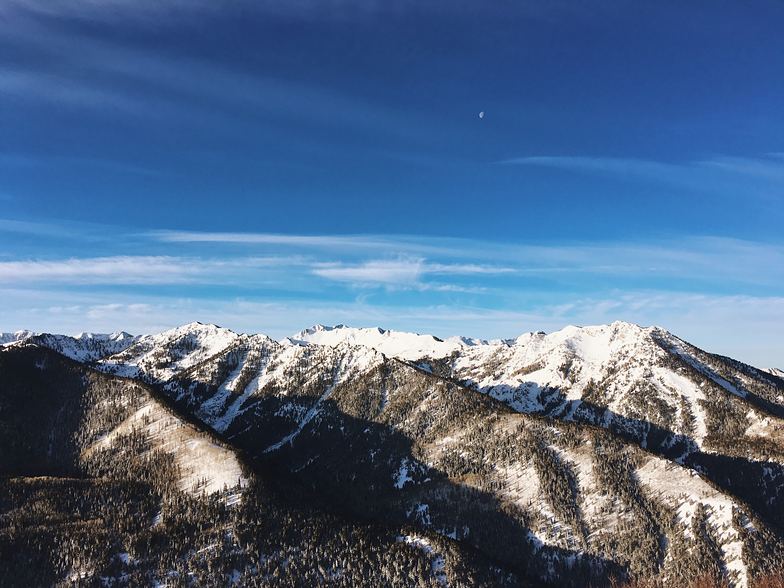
[2,321,784,587]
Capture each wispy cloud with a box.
[312,259,423,286]
[501,155,676,178]
[148,229,784,288]
[6,219,784,289]
[0,256,302,285]
[697,154,784,181]
[148,230,459,257]
[0,256,198,285]
[0,218,96,240]
[312,258,515,287]
[0,22,439,145]
[5,220,784,290]
[2,220,783,365]
[500,153,784,194]
[1,0,524,24]
[0,150,164,177]
[0,68,144,115]
[153,230,398,249]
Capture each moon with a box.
[479,111,485,119]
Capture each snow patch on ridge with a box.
[396,535,448,586]
[86,399,247,496]
[636,455,748,587]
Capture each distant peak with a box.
[175,321,229,333]
[73,331,133,342]
[508,321,665,348]
[295,323,353,338]
[609,319,647,330]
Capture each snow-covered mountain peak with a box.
[292,324,472,361]
[766,367,784,379]
[73,330,135,342]
[147,321,243,353]
[294,323,349,337]
[512,331,545,346]
[158,320,235,337]
[0,330,34,345]
[543,319,651,340]
[98,322,242,380]
[1,330,140,362]
[444,335,493,347]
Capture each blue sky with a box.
[0,1,782,366]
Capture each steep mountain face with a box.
[295,323,784,463]
[294,322,784,442]
[0,345,520,587]
[3,321,784,586]
[0,344,247,584]
[291,324,784,573]
[69,322,779,586]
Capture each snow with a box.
[394,458,414,489]
[99,322,240,381]
[743,409,783,457]
[5,319,777,586]
[11,320,774,469]
[86,399,247,496]
[653,365,708,444]
[1,330,138,361]
[408,503,432,526]
[497,461,548,512]
[551,444,617,532]
[396,535,448,586]
[664,335,748,398]
[225,491,243,507]
[397,533,436,553]
[258,343,383,452]
[263,369,341,453]
[290,324,475,360]
[291,322,711,431]
[0,330,33,345]
[636,455,748,587]
[284,320,755,458]
[14,321,770,458]
[496,459,583,550]
[443,322,666,415]
[212,355,271,433]
[196,344,260,431]
[385,322,645,393]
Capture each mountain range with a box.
[2,321,784,587]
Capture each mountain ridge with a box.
[4,319,784,586]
